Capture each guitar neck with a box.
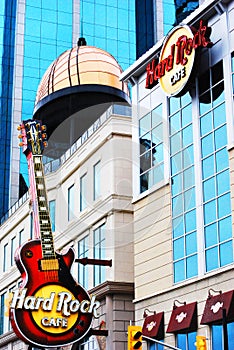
[31,154,56,260]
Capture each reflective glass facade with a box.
[81,0,136,71]
[169,93,198,283]
[21,0,73,183]
[135,0,155,59]
[0,0,17,218]
[135,0,199,58]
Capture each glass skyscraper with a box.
[135,0,199,59]
[0,0,136,219]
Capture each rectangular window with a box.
[78,236,89,290]
[212,322,234,349]
[0,293,6,334]
[19,228,28,246]
[199,61,233,272]
[30,212,33,239]
[169,92,198,283]
[3,243,8,272]
[93,224,106,286]
[68,184,75,221]
[93,161,101,201]
[11,237,16,266]
[49,200,56,232]
[177,332,196,350]
[80,173,87,211]
[149,341,164,350]
[139,104,164,193]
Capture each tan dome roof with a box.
[35,45,129,105]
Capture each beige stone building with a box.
[0,105,134,350]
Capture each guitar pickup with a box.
[39,259,59,271]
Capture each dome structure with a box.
[33,43,130,147]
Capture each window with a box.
[93,224,106,286]
[30,212,33,239]
[149,341,164,350]
[49,200,56,232]
[169,93,198,283]
[11,237,16,266]
[212,322,234,350]
[78,335,99,350]
[78,236,89,290]
[68,184,75,221]
[0,293,6,334]
[199,61,233,272]
[177,332,196,350]
[139,104,164,193]
[80,173,87,211]
[19,228,25,246]
[3,243,8,272]
[93,161,101,201]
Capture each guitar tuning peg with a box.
[18,134,23,139]
[43,141,48,148]
[17,125,22,131]
[19,142,24,147]
[41,125,47,131]
[42,133,47,140]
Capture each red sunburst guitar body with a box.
[10,240,92,347]
[10,120,97,348]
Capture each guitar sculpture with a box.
[10,120,99,348]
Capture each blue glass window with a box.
[78,236,89,290]
[80,173,87,212]
[49,200,56,232]
[93,224,106,286]
[68,184,75,221]
[199,61,233,272]
[177,332,196,350]
[170,94,197,283]
[212,322,234,350]
[140,104,164,193]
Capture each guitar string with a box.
[33,155,58,282]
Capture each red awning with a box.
[167,302,197,333]
[201,290,234,325]
[142,312,164,340]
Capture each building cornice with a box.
[89,281,134,299]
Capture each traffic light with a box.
[128,325,142,350]
[195,335,207,350]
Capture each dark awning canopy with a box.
[167,302,197,334]
[142,312,164,340]
[201,290,234,325]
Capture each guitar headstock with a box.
[18,119,47,155]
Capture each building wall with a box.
[134,184,173,299]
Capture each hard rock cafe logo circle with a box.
[10,284,100,347]
[145,20,213,96]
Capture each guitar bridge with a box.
[40,259,59,271]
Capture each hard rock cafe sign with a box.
[145,20,213,96]
[9,120,100,348]
[11,286,99,333]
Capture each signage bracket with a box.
[75,257,112,267]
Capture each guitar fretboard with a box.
[33,155,56,260]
